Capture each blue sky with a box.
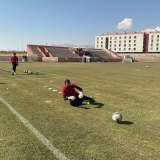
[0,0,160,51]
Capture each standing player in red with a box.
[61,79,94,106]
[10,53,18,75]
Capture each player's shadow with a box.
[118,121,133,125]
[0,83,7,84]
[74,105,90,109]
[92,102,104,108]
[78,106,91,109]
[77,102,104,109]
[73,101,104,109]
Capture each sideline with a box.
[0,96,69,160]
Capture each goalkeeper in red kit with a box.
[61,79,94,106]
[10,53,18,75]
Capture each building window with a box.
[133,48,136,50]
[97,41,99,43]
[119,44,121,47]
[129,44,131,47]
[124,48,126,51]
[114,48,116,50]
[157,39,159,42]
[124,36,126,39]
[129,36,131,39]
[124,40,126,43]
[134,40,136,43]
[119,37,121,39]
[101,37,103,40]
[110,45,112,47]
[151,35,154,38]
[114,41,117,43]
[119,48,121,51]
[97,45,98,48]
[101,41,103,44]
[134,36,137,39]
[110,41,112,43]
[156,43,159,46]
[119,40,121,43]
[114,44,116,47]
[101,45,103,48]
[97,38,99,40]
[114,37,117,40]
[110,37,112,40]
[129,40,131,43]
[156,48,159,50]
[128,48,131,50]
[124,44,126,47]
[151,40,154,42]
[157,35,159,38]
[134,44,136,46]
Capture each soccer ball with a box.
[28,71,33,74]
[112,112,122,122]
[24,70,28,73]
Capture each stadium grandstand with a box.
[26,44,122,62]
[1,30,160,63]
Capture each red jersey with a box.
[11,55,18,64]
[61,83,79,97]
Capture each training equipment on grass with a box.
[78,92,83,98]
[112,112,122,122]
[24,70,28,73]
[24,70,39,75]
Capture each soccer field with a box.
[0,62,160,160]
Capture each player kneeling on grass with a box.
[61,79,94,106]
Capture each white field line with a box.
[0,73,66,81]
[0,96,69,160]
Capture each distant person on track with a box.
[10,53,18,75]
[61,79,94,106]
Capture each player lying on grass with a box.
[61,79,94,106]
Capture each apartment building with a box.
[95,31,160,53]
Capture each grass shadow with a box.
[73,106,91,109]
[91,102,104,108]
[118,121,133,125]
[18,73,38,76]
[0,83,7,84]
[74,101,104,109]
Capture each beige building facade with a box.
[95,31,160,53]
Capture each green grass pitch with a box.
[0,62,160,160]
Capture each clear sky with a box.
[0,0,160,51]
